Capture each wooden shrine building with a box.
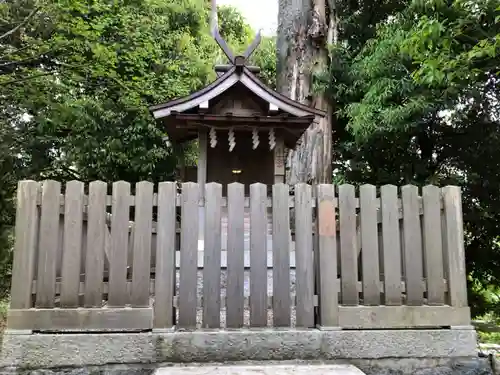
[1,1,473,356]
[149,30,326,195]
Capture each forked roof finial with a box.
[210,0,262,65]
[210,0,218,35]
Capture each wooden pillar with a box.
[198,129,208,199]
[274,136,285,183]
[177,147,186,182]
[198,129,208,244]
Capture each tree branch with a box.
[57,61,131,92]
[0,56,40,69]
[0,7,40,41]
[56,165,82,180]
[0,44,32,60]
[0,71,54,86]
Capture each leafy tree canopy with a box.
[328,0,500,315]
[1,0,264,183]
[0,0,258,295]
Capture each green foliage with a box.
[328,0,500,316]
[39,0,221,182]
[250,36,277,89]
[335,0,408,53]
[217,5,253,47]
[404,0,499,88]
[4,0,497,323]
[214,5,276,88]
[0,0,257,296]
[1,0,259,183]
[478,330,500,344]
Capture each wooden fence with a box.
[6,180,470,332]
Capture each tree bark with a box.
[277,0,336,184]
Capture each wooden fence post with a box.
[316,184,339,328]
[131,181,154,307]
[401,185,424,305]
[10,181,39,310]
[178,182,199,328]
[84,181,107,308]
[61,180,85,307]
[36,180,61,308]
[422,185,445,305]
[226,183,245,328]
[380,185,402,305]
[203,182,223,328]
[272,183,291,326]
[294,183,314,327]
[154,182,177,330]
[442,186,468,308]
[360,184,380,305]
[250,183,268,327]
[339,184,358,306]
[108,181,131,307]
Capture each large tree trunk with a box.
[277,0,337,184]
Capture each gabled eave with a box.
[149,67,326,119]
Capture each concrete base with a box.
[0,359,493,375]
[153,364,367,375]
[0,329,478,370]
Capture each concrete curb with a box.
[152,364,367,375]
[0,358,493,375]
[1,328,477,369]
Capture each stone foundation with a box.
[0,358,494,375]
[0,328,480,372]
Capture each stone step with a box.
[154,364,366,375]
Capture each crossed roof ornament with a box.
[210,0,262,65]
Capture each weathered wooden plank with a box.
[131,181,154,307]
[7,308,153,331]
[338,305,470,329]
[46,193,438,220]
[35,180,61,308]
[11,181,39,310]
[442,186,468,307]
[422,185,445,305]
[108,181,131,307]
[360,184,380,305]
[36,274,448,297]
[272,183,291,326]
[84,181,107,307]
[339,184,358,305]
[178,182,199,328]
[313,204,321,327]
[60,181,85,307]
[250,183,268,327]
[203,183,222,328]
[316,184,339,327]
[294,183,314,327]
[44,192,440,211]
[154,182,177,329]
[34,277,449,303]
[380,185,402,305]
[226,183,245,328]
[401,185,424,305]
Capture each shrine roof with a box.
[149,7,326,149]
[149,64,326,120]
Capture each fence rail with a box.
[8,180,470,332]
